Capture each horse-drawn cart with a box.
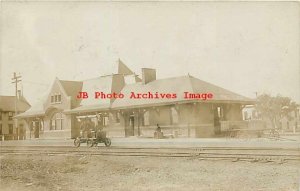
[74,115,111,147]
[74,130,111,147]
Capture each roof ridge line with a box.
[187,75,196,93]
[191,77,253,100]
[59,79,83,83]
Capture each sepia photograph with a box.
[0,1,299,191]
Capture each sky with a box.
[0,1,299,105]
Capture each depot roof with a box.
[111,75,255,109]
[0,95,31,112]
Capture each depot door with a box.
[128,115,135,136]
[34,121,40,138]
[214,106,222,135]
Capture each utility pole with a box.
[11,72,22,140]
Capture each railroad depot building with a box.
[16,60,254,139]
[0,94,31,140]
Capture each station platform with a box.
[1,136,299,149]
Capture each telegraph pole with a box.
[11,72,22,140]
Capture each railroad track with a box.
[1,146,300,162]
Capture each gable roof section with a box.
[111,75,194,109]
[188,76,252,102]
[118,59,134,75]
[59,80,83,108]
[14,100,45,118]
[68,75,114,113]
[0,95,31,112]
[60,80,83,97]
[111,75,254,109]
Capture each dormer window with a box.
[51,93,62,104]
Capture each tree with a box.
[255,94,298,129]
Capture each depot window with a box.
[8,112,14,120]
[50,112,65,130]
[116,112,120,123]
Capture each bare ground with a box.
[0,154,299,191]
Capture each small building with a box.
[280,107,300,132]
[0,94,31,140]
[16,60,255,139]
[242,104,300,133]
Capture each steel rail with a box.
[1,147,300,161]
[1,145,299,151]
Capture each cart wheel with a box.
[104,138,111,147]
[270,130,280,139]
[87,139,94,147]
[273,131,280,138]
[74,137,81,147]
[230,131,236,138]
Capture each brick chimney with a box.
[142,68,156,84]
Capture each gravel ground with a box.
[0,154,299,191]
